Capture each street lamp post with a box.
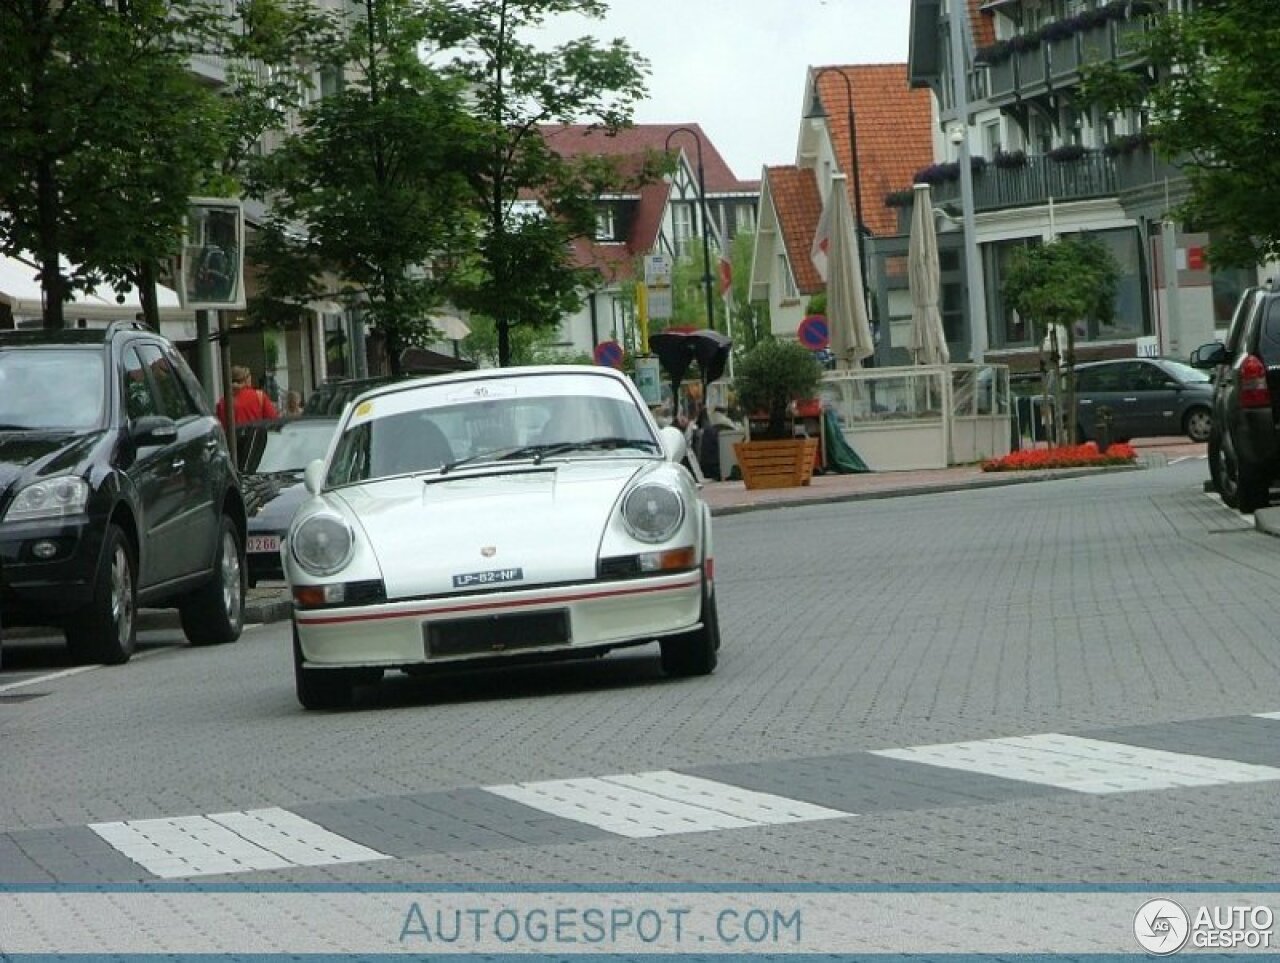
[664,127,716,332]
[807,67,871,322]
[947,8,989,363]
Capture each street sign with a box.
[797,314,830,350]
[647,287,673,321]
[644,254,673,287]
[594,340,624,369]
[634,356,662,404]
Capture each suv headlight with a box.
[621,482,684,543]
[291,513,354,576]
[4,477,90,522]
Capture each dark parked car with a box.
[0,322,246,664]
[237,417,339,585]
[1190,285,1279,511]
[1073,357,1214,444]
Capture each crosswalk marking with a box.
[90,807,389,878]
[485,770,850,838]
[871,733,1280,794]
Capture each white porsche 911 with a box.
[284,365,718,709]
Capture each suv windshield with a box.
[0,347,106,430]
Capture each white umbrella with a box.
[823,173,875,369]
[907,183,950,365]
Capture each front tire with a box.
[65,524,136,665]
[293,622,355,710]
[1184,407,1212,444]
[660,580,719,677]
[180,515,245,645]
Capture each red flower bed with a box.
[981,442,1137,472]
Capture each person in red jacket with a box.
[216,365,279,431]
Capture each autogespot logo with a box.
[1135,898,1191,955]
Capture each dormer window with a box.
[595,208,617,242]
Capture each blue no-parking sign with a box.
[594,340,624,368]
[797,315,830,350]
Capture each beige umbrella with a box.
[907,183,950,365]
[822,173,875,369]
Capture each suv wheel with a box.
[65,524,136,665]
[1221,433,1270,512]
[1184,407,1212,444]
[180,515,245,645]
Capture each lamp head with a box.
[948,125,965,146]
[805,86,827,120]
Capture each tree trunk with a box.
[138,261,160,329]
[497,318,512,367]
[35,156,65,330]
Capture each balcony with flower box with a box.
[929,149,1118,214]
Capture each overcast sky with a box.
[536,0,913,181]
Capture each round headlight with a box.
[621,483,684,543]
[291,513,354,576]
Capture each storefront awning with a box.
[0,253,193,330]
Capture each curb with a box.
[707,464,1144,518]
[1254,507,1280,539]
[246,598,293,626]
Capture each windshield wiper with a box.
[439,437,659,475]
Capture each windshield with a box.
[251,420,339,473]
[326,372,656,487]
[0,348,106,430]
[1161,360,1211,384]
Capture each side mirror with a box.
[303,458,326,495]
[1189,341,1227,369]
[658,425,687,463]
[131,415,177,447]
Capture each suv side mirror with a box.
[131,415,178,447]
[1189,341,1227,368]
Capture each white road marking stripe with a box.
[1169,456,1206,466]
[91,809,388,878]
[0,665,98,693]
[485,771,850,838]
[1254,711,1280,720]
[872,733,1280,794]
[207,808,389,866]
[91,816,292,878]
[601,770,850,825]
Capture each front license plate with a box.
[426,609,570,657]
[452,567,524,589]
[246,534,281,554]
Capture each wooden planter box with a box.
[733,438,819,490]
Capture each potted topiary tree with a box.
[732,338,823,489]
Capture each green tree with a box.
[248,0,483,376]
[1002,235,1120,444]
[424,0,649,367]
[0,0,332,328]
[1080,1,1280,267]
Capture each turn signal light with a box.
[638,546,698,572]
[1240,355,1271,408]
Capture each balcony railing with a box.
[928,150,1118,213]
[1112,143,1186,194]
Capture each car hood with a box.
[245,472,308,533]
[0,431,104,500]
[331,459,648,599]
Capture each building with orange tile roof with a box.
[749,63,935,348]
[537,124,760,357]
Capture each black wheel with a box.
[66,524,137,665]
[1207,427,1225,494]
[1184,407,1212,444]
[1237,455,1270,513]
[660,580,719,677]
[293,622,355,710]
[180,515,245,645]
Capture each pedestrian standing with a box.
[216,365,279,431]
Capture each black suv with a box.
[0,323,247,663]
[1190,286,1277,511]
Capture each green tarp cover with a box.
[823,407,871,474]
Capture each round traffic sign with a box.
[797,314,830,350]
[593,339,624,368]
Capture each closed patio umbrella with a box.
[823,173,875,369]
[907,183,950,365]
